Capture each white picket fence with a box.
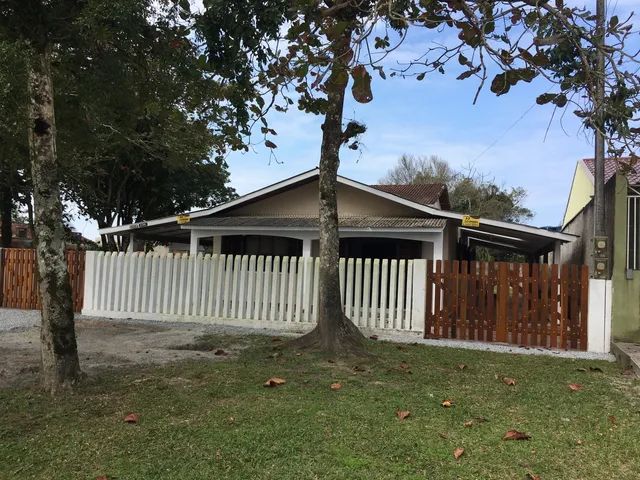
[82,251,426,334]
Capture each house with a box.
[7,223,33,248]
[100,168,574,263]
[561,156,640,342]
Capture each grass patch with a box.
[1,336,639,479]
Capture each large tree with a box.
[55,1,238,249]
[381,154,533,223]
[198,0,638,355]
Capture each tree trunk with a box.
[28,47,82,393]
[0,184,12,248]
[289,28,366,355]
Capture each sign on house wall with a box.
[462,215,480,228]
[177,214,191,225]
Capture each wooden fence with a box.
[82,251,427,333]
[0,248,86,312]
[425,260,589,350]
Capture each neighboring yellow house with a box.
[561,156,640,342]
[562,159,597,227]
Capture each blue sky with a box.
[72,0,636,241]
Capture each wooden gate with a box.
[425,260,589,350]
[0,248,85,312]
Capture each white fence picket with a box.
[82,251,425,335]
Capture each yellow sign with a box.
[462,215,480,228]
[177,214,191,225]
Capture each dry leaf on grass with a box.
[608,415,617,425]
[525,474,541,480]
[399,361,410,370]
[589,366,603,372]
[271,337,282,342]
[453,447,465,460]
[568,383,583,392]
[502,429,531,441]
[369,335,379,340]
[96,476,109,480]
[502,377,517,386]
[264,377,286,387]
[438,432,449,439]
[330,382,342,391]
[463,420,474,428]
[123,413,139,424]
[458,364,467,370]
[576,367,587,372]
[227,416,235,424]
[396,410,411,421]
[441,399,454,408]
[213,349,227,356]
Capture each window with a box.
[627,186,640,269]
[16,228,27,239]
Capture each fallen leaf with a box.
[215,449,222,461]
[608,415,617,425]
[352,365,366,372]
[473,416,488,424]
[369,335,379,340]
[439,432,449,439]
[441,399,454,408]
[295,352,302,356]
[576,367,587,372]
[264,377,286,387]
[227,416,235,424]
[330,382,342,391]
[458,364,467,370]
[396,410,411,421]
[589,366,603,372]
[525,474,541,480]
[327,359,336,364]
[463,420,474,428]
[576,439,583,445]
[271,337,281,342]
[96,476,109,480]
[502,377,517,386]
[214,349,227,356]
[453,447,465,460]
[123,413,139,424]
[568,383,583,392]
[503,429,531,441]
[399,361,410,370]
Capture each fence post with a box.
[82,250,96,313]
[411,259,426,333]
[587,277,612,353]
[0,248,4,308]
[496,262,508,342]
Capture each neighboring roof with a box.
[582,156,640,184]
[186,216,447,230]
[371,184,449,209]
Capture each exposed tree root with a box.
[286,315,372,358]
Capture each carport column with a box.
[212,235,222,255]
[302,237,312,257]
[433,236,444,262]
[189,230,200,255]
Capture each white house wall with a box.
[227,180,426,217]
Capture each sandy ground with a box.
[0,318,245,389]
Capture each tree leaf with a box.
[351,65,373,103]
[264,140,277,149]
[124,413,139,424]
[441,399,454,408]
[568,383,583,392]
[330,382,342,391]
[502,377,517,386]
[264,377,286,387]
[458,364,467,370]
[453,447,465,460]
[214,349,227,356]
[502,429,530,440]
[396,410,411,421]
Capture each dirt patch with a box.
[0,318,241,389]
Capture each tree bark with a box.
[28,47,82,393]
[0,184,12,248]
[289,28,366,355]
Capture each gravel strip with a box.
[0,309,41,331]
[2,312,616,361]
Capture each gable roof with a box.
[99,167,574,244]
[582,156,640,184]
[371,183,450,209]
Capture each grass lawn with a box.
[1,335,639,480]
